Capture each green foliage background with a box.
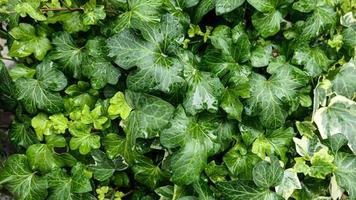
[0,0,356,199]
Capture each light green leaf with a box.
[250,44,273,67]
[81,105,108,130]
[314,95,356,154]
[9,64,36,81]
[26,143,63,173]
[68,122,101,154]
[47,12,89,33]
[221,88,244,121]
[9,23,51,60]
[108,92,132,120]
[0,154,48,200]
[14,1,45,21]
[88,150,128,181]
[82,0,106,25]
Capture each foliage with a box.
[0,0,356,199]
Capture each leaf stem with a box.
[0,57,15,61]
[40,7,83,12]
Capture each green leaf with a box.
[332,58,356,98]
[51,32,86,78]
[215,0,245,15]
[15,61,67,114]
[314,95,356,154]
[82,1,106,25]
[108,14,185,94]
[0,61,17,108]
[132,158,166,189]
[9,120,38,148]
[252,10,283,38]
[47,12,89,33]
[108,91,132,120]
[9,23,51,60]
[292,45,332,77]
[252,156,283,188]
[275,169,301,199]
[88,150,128,181]
[9,64,36,81]
[217,180,283,200]
[111,0,163,33]
[0,154,48,200]
[193,0,215,23]
[250,44,273,67]
[68,122,101,155]
[221,88,244,121]
[47,166,92,200]
[26,143,63,173]
[247,0,277,12]
[82,58,120,89]
[204,161,229,183]
[252,127,295,160]
[334,152,356,199]
[223,143,260,179]
[182,54,224,115]
[161,106,224,185]
[81,105,108,130]
[247,61,307,128]
[14,1,46,21]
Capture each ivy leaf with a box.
[293,0,336,39]
[334,152,356,199]
[182,53,224,115]
[47,12,89,33]
[247,60,307,128]
[108,14,186,94]
[88,150,128,181]
[14,0,46,21]
[251,127,295,161]
[161,106,224,185]
[252,156,284,188]
[291,45,332,77]
[132,158,166,189]
[9,23,51,60]
[68,122,101,155]
[217,180,283,200]
[26,143,63,173]
[82,58,120,90]
[332,58,356,98]
[215,0,245,15]
[0,154,48,200]
[0,61,17,108]
[82,0,106,25]
[223,143,260,179]
[108,92,132,120]
[9,120,38,149]
[275,169,302,199]
[51,32,86,78]
[81,105,108,130]
[15,61,67,114]
[314,95,356,154]
[221,88,244,121]
[111,0,163,33]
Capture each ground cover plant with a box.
[0,0,355,199]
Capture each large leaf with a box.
[0,61,17,109]
[215,0,245,15]
[9,23,51,60]
[0,154,48,200]
[252,156,284,188]
[15,60,67,114]
[332,58,356,98]
[334,152,356,199]
[314,95,356,154]
[161,106,225,185]
[217,180,283,200]
[26,144,63,173]
[108,14,185,93]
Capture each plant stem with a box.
[40,7,83,12]
[0,57,15,61]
